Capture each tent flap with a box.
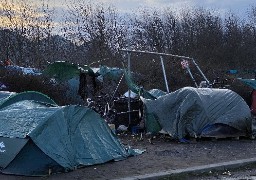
[0,137,28,168]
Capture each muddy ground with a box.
[1,132,256,180]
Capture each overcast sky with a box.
[48,0,255,17]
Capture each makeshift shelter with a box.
[238,78,256,115]
[42,62,126,100]
[0,91,136,176]
[142,87,253,139]
[42,61,81,82]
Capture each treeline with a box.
[0,1,256,90]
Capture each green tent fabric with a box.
[0,91,136,176]
[42,61,80,82]
[238,78,256,89]
[124,71,164,133]
[42,61,97,82]
[142,87,253,139]
[0,91,57,110]
[0,91,15,102]
[124,70,157,100]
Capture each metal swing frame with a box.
[120,49,210,126]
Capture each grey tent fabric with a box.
[142,87,253,139]
[148,89,167,98]
[0,91,136,176]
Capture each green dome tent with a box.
[0,91,135,176]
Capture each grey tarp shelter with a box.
[142,87,253,139]
[0,91,133,176]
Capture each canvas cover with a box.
[142,87,253,139]
[0,91,137,176]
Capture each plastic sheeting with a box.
[142,87,253,139]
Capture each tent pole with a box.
[160,56,170,93]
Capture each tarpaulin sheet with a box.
[142,87,252,139]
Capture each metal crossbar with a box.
[120,49,210,127]
[120,49,193,60]
[120,49,210,87]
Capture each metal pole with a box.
[120,49,192,60]
[127,52,131,126]
[109,73,125,104]
[160,56,170,93]
[120,49,210,89]
[191,59,210,85]
[186,67,198,87]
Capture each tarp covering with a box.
[142,87,253,139]
[42,61,81,82]
[98,65,123,81]
[43,62,120,82]
[0,91,137,176]
[148,89,167,98]
[124,70,157,100]
[238,78,256,90]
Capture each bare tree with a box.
[223,13,243,67]
[63,1,125,65]
[28,1,55,68]
[131,9,166,52]
[162,9,181,54]
[0,0,33,65]
[0,0,55,68]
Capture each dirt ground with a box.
[1,132,256,180]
